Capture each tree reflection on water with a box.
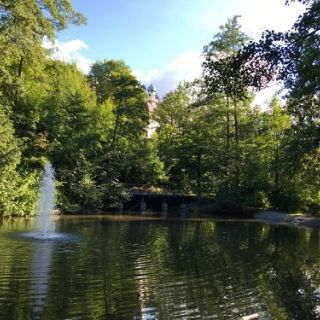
[1,218,320,319]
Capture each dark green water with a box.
[1,216,320,320]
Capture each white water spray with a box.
[37,163,55,234]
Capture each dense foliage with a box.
[0,0,318,216]
[155,10,320,214]
[0,0,161,215]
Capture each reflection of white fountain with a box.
[31,241,53,316]
[133,258,158,320]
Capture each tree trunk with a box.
[109,101,122,150]
[18,56,24,78]
[275,144,279,191]
[234,99,240,187]
[273,142,280,210]
[226,96,230,150]
[196,151,202,200]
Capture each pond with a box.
[1,216,320,320]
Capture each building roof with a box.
[147,84,156,92]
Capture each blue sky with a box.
[51,0,305,101]
[59,0,227,71]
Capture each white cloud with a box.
[239,0,305,39]
[134,51,203,97]
[41,1,305,104]
[136,50,284,109]
[43,39,93,74]
[135,0,305,104]
[197,0,305,40]
[252,81,284,108]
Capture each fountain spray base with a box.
[20,231,80,242]
[21,232,65,240]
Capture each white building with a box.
[146,84,159,138]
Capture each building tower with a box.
[146,84,159,138]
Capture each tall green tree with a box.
[0,107,37,216]
[203,15,249,58]
[202,16,251,188]
[154,84,192,193]
[237,0,320,213]
[0,0,85,163]
[89,60,148,148]
[38,61,100,210]
[0,0,86,216]
[154,84,218,197]
[0,0,85,77]
[242,0,320,156]
[89,60,163,205]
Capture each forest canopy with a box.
[0,0,319,216]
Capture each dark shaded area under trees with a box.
[0,0,319,216]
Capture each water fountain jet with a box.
[37,163,55,235]
[22,163,62,240]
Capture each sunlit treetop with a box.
[0,0,85,40]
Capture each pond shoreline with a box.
[58,210,320,230]
[66,210,320,229]
[254,211,320,229]
[2,210,320,230]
